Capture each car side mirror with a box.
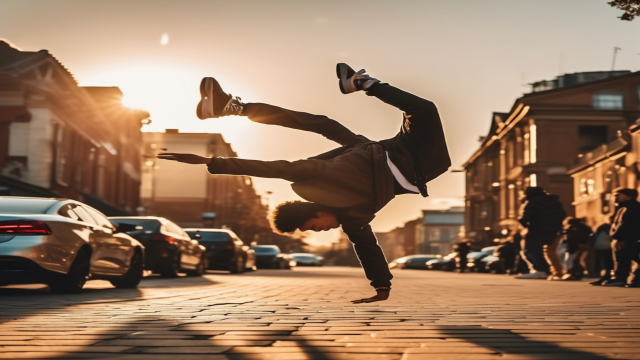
[114,223,139,234]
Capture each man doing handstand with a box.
[158,63,451,303]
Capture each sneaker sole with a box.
[336,63,356,94]
[197,77,220,119]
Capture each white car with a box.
[0,197,145,293]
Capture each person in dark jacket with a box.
[604,188,640,287]
[159,63,451,303]
[453,240,472,273]
[589,221,614,285]
[516,186,566,280]
[559,217,592,280]
[495,239,517,275]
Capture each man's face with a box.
[615,193,631,204]
[299,212,340,232]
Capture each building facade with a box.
[141,130,272,242]
[569,125,640,228]
[0,41,148,215]
[464,71,640,246]
[415,207,464,255]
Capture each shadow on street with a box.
[436,325,614,360]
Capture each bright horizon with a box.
[2,0,639,246]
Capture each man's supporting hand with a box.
[351,291,389,304]
[157,153,212,165]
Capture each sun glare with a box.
[79,62,251,138]
[160,33,169,45]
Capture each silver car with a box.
[0,197,145,293]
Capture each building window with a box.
[507,138,515,169]
[579,126,608,152]
[593,92,623,110]
[523,132,530,166]
[579,177,595,197]
[529,123,537,164]
[529,173,537,187]
[55,125,68,186]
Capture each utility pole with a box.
[612,47,622,71]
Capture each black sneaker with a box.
[336,63,379,94]
[197,77,244,119]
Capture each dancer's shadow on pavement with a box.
[432,325,615,360]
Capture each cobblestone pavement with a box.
[1,266,639,360]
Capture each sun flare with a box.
[79,62,250,137]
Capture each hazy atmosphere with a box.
[2,0,639,245]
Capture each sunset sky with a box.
[2,0,639,245]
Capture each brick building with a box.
[569,124,640,228]
[414,207,464,255]
[141,130,272,242]
[464,71,640,246]
[0,41,148,214]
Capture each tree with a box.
[609,0,640,21]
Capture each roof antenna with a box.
[612,47,622,71]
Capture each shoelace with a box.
[223,96,244,114]
[353,69,378,88]
[354,69,368,79]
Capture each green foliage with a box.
[609,0,640,21]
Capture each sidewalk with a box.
[0,267,638,359]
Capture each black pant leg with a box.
[367,83,451,183]
[523,237,549,273]
[613,242,633,282]
[243,103,366,146]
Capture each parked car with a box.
[0,197,145,293]
[466,246,498,272]
[426,252,457,271]
[250,245,295,269]
[290,253,323,266]
[108,216,207,277]
[389,254,440,270]
[481,254,505,274]
[184,228,256,273]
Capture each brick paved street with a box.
[1,266,639,360]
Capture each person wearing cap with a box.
[516,186,566,280]
[605,188,640,287]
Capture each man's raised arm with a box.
[157,153,325,182]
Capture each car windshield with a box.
[409,256,438,262]
[481,247,497,254]
[251,245,280,254]
[467,252,485,259]
[0,198,58,214]
[186,231,230,242]
[292,254,316,260]
[109,218,160,234]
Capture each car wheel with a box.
[111,250,144,288]
[187,255,208,276]
[48,249,90,294]
[160,253,181,278]
[229,255,244,274]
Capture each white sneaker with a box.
[515,271,548,279]
[336,63,379,94]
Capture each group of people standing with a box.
[462,187,640,287]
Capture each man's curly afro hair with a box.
[269,201,328,234]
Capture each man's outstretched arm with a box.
[157,153,325,182]
[342,224,393,304]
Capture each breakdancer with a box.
[158,63,451,303]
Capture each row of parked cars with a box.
[0,196,323,294]
[389,246,501,273]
